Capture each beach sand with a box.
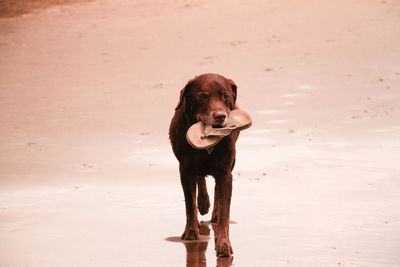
[0,0,399,266]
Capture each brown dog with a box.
[169,73,239,257]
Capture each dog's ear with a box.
[175,79,194,110]
[229,79,237,102]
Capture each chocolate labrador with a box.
[169,73,239,257]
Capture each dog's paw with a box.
[181,227,199,240]
[198,193,210,215]
[216,255,234,266]
[199,221,211,235]
[215,239,233,257]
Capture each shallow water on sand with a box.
[1,0,400,266]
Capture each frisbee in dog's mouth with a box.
[186,109,252,149]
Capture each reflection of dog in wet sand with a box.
[183,222,233,267]
[169,73,239,257]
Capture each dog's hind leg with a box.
[211,183,219,223]
[197,176,210,215]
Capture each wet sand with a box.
[1,0,400,266]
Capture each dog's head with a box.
[175,73,237,127]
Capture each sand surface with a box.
[1,0,400,266]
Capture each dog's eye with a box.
[199,94,209,100]
[219,92,229,99]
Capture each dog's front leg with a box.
[214,172,233,257]
[180,166,199,240]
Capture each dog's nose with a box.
[213,111,227,122]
